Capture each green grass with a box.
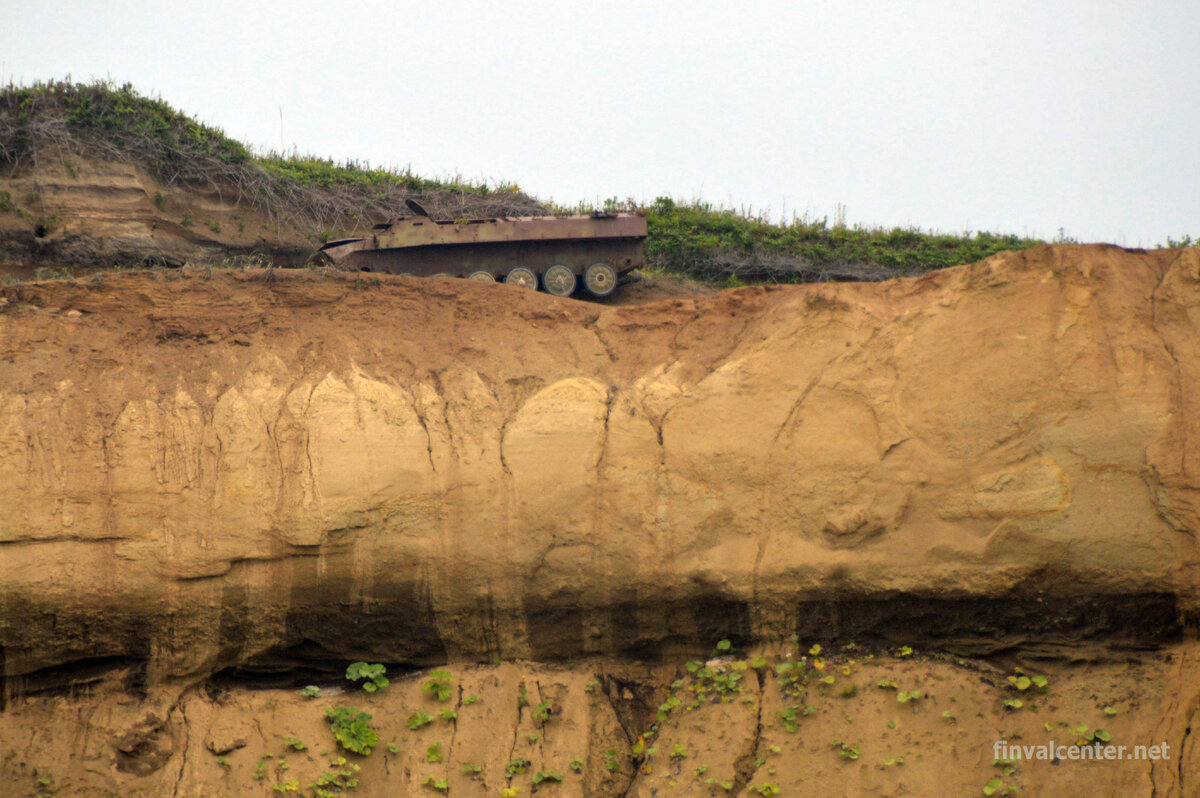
[0,80,249,170]
[257,155,515,197]
[642,196,1045,284]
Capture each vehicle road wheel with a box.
[583,262,618,297]
[468,270,495,282]
[542,264,576,297]
[505,267,537,289]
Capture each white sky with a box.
[3,0,1197,245]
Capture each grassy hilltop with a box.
[0,80,544,237]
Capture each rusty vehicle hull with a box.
[319,211,647,298]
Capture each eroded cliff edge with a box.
[1,244,1198,689]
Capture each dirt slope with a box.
[0,153,318,274]
[0,150,546,277]
[4,645,1199,797]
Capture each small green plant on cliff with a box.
[424,669,453,702]
[753,784,781,797]
[1071,725,1112,746]
[657,695,683,721]
[778,706,801,733]
[312,763,361,796]
[630,738,657,762]
[505,757,531,778]
[1006,669,1049,693]
[426,743,444,763]
[407,710,434,730]
[300,685,320,699]
[533,771,563,785]
[345,661,388,693]
[569,757,584,772]
[832,740,861,760]
[604,749,622,773]
[684,660,745,701]
[422,775,449,793]
[283,737,306,751]
[983,777,1018,796]
[533,699,553,725]
[774,660,809,698]
[325,707,378,755]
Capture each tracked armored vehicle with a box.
[318,200,647,298]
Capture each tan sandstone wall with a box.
[0,244,1196,684]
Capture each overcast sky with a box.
[3,0,1197,245]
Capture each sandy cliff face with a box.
[0,245,1197,689]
